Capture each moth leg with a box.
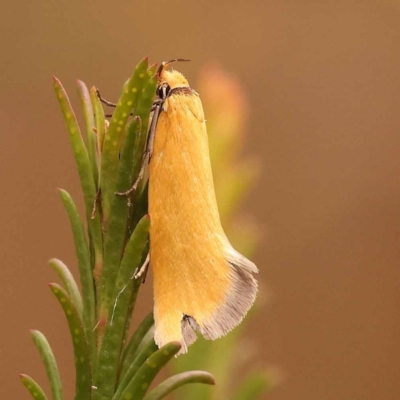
[96,89,118,108]
[97,89,138,118]
[106,100,161,118]
[134,252,150,283]
[115,102,163,196]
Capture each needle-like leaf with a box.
[100,57,149,222]
[99,116,142,329]
[19,374,49,400]
[76,80,98,187]
[115,327,157,398]
[49,283,92,400]
[98,58,154,326]
[144,371,215,400]
[90,85,106,185]
[130,69,158,194]
[94,215,150,400]
[49,258,83,317]
[30,330,64,400]
[119,312,154,381]
[53,77,103,288]
[59,189,96,366]
[115,342,182,400]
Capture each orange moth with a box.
[134,60,258,353]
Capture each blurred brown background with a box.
[1,1,400,399]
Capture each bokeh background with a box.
[1,1,400,399]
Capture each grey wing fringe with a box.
[181,246,258,347]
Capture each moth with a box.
[142,60,258,353]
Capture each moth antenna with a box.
[157,59,191,76]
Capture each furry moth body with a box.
[147,61,258,353]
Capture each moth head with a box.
[157,59,190,99]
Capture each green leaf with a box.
[114,330,157,400]
[98,59,155,325]
[114,342,182,400]
[53,77,103,288]
[119,312,154,381]
[233,370,273,400]
[76,80,98,188]
[99,116,142,323]
[49,258,83,318]
[30,330,64,400]
[130,71,158,192]
[90,85,106,185]
[94,216,150,400]
[49,283,92,400]
[100,57,149,222]
[144,371,215,400]
[58,189,96,366]
[20,374,49,400]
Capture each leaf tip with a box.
[57,188,67,197]
[204,373,217,385]
[169,341,182,353]
[52,76,61,88]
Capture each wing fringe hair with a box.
[178,246,258,353]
